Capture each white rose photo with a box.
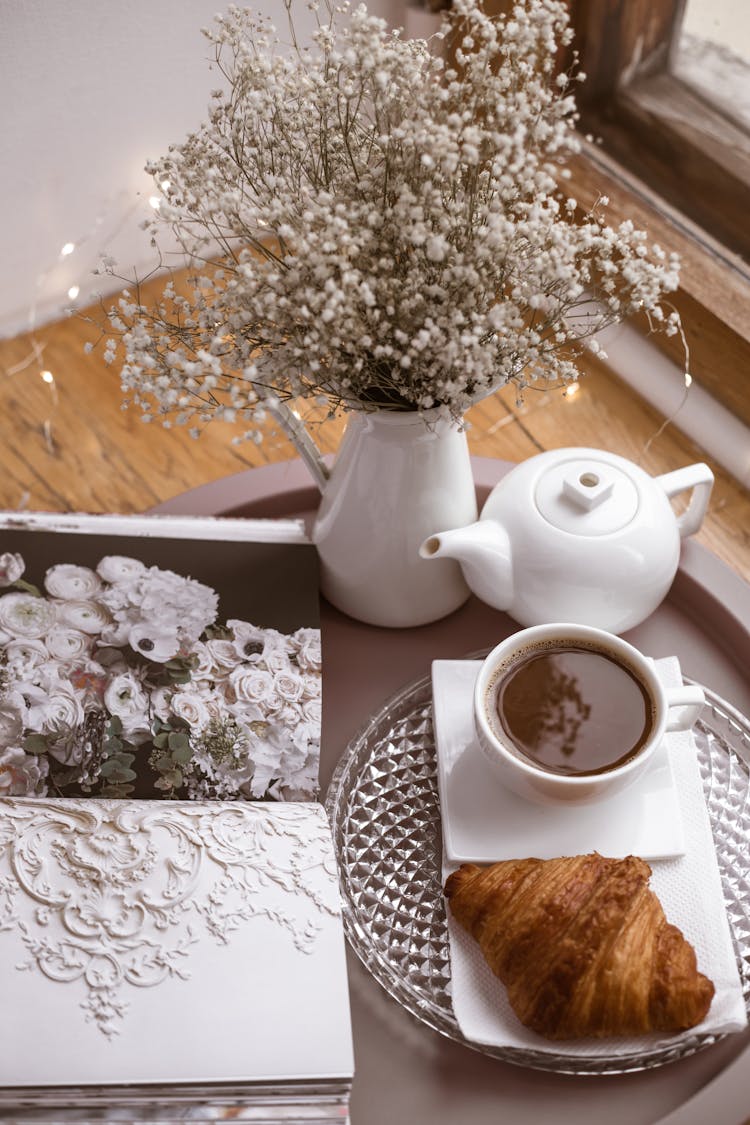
[0,516,320,801]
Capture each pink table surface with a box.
[154,456,750,1125]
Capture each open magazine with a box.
[0,511,353,1123]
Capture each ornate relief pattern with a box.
[0,799,340,1036]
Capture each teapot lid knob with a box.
[535,457,640,536]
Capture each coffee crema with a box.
[489,643,655,777]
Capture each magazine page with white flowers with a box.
[0,512,354,1116]
[0,512,322,802]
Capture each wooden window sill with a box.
[563,138,750,430]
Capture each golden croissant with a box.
[444,853,714,1039]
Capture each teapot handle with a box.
[655,463,714,539]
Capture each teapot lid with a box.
[535,455,640,536]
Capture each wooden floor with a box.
[0,290,748,584]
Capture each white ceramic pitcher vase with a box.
[293,409,478,628]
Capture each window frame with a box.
[571,0,750,264]
[565,0,750,429]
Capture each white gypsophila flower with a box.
[44,564,101,600]
[96,555,147,584]
[0,553,24,587]
[103,671,151,739]
[0,746,48,796]
[127,621,181,663]
[55,599,110,635]
[44,626,92,663]
[102,0,682,439]
[0,592,56,639]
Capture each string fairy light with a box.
[639,310,694,461]
[487,392,553,434]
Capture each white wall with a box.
[0,0,409,338]
[681,0,750,58]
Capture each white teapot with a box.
[419,447,714,634]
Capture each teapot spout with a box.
[419,520,513,611]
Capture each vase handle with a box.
[268,401,330,494]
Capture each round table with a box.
[154,456,750,1125]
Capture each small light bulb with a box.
[67,285,80,300]
[40,370,55,384]
[60,242,75,257]
[160,178,171,191]
[685,372,692,388]
[148,195,161,210]
[564,382,580,398]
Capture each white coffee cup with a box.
[473,623,705,806]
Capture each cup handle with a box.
[665,685,705,732]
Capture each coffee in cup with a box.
[474,624,705,805]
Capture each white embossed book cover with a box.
[0,799,353,1110]
[0,513,354,1119]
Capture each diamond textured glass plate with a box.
[325,672,750,1076]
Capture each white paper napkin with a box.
[442,657,748,1055]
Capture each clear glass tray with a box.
[324,669,750,1076]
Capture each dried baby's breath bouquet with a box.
[101,0,680,441]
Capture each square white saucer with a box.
[432,660,686,863]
